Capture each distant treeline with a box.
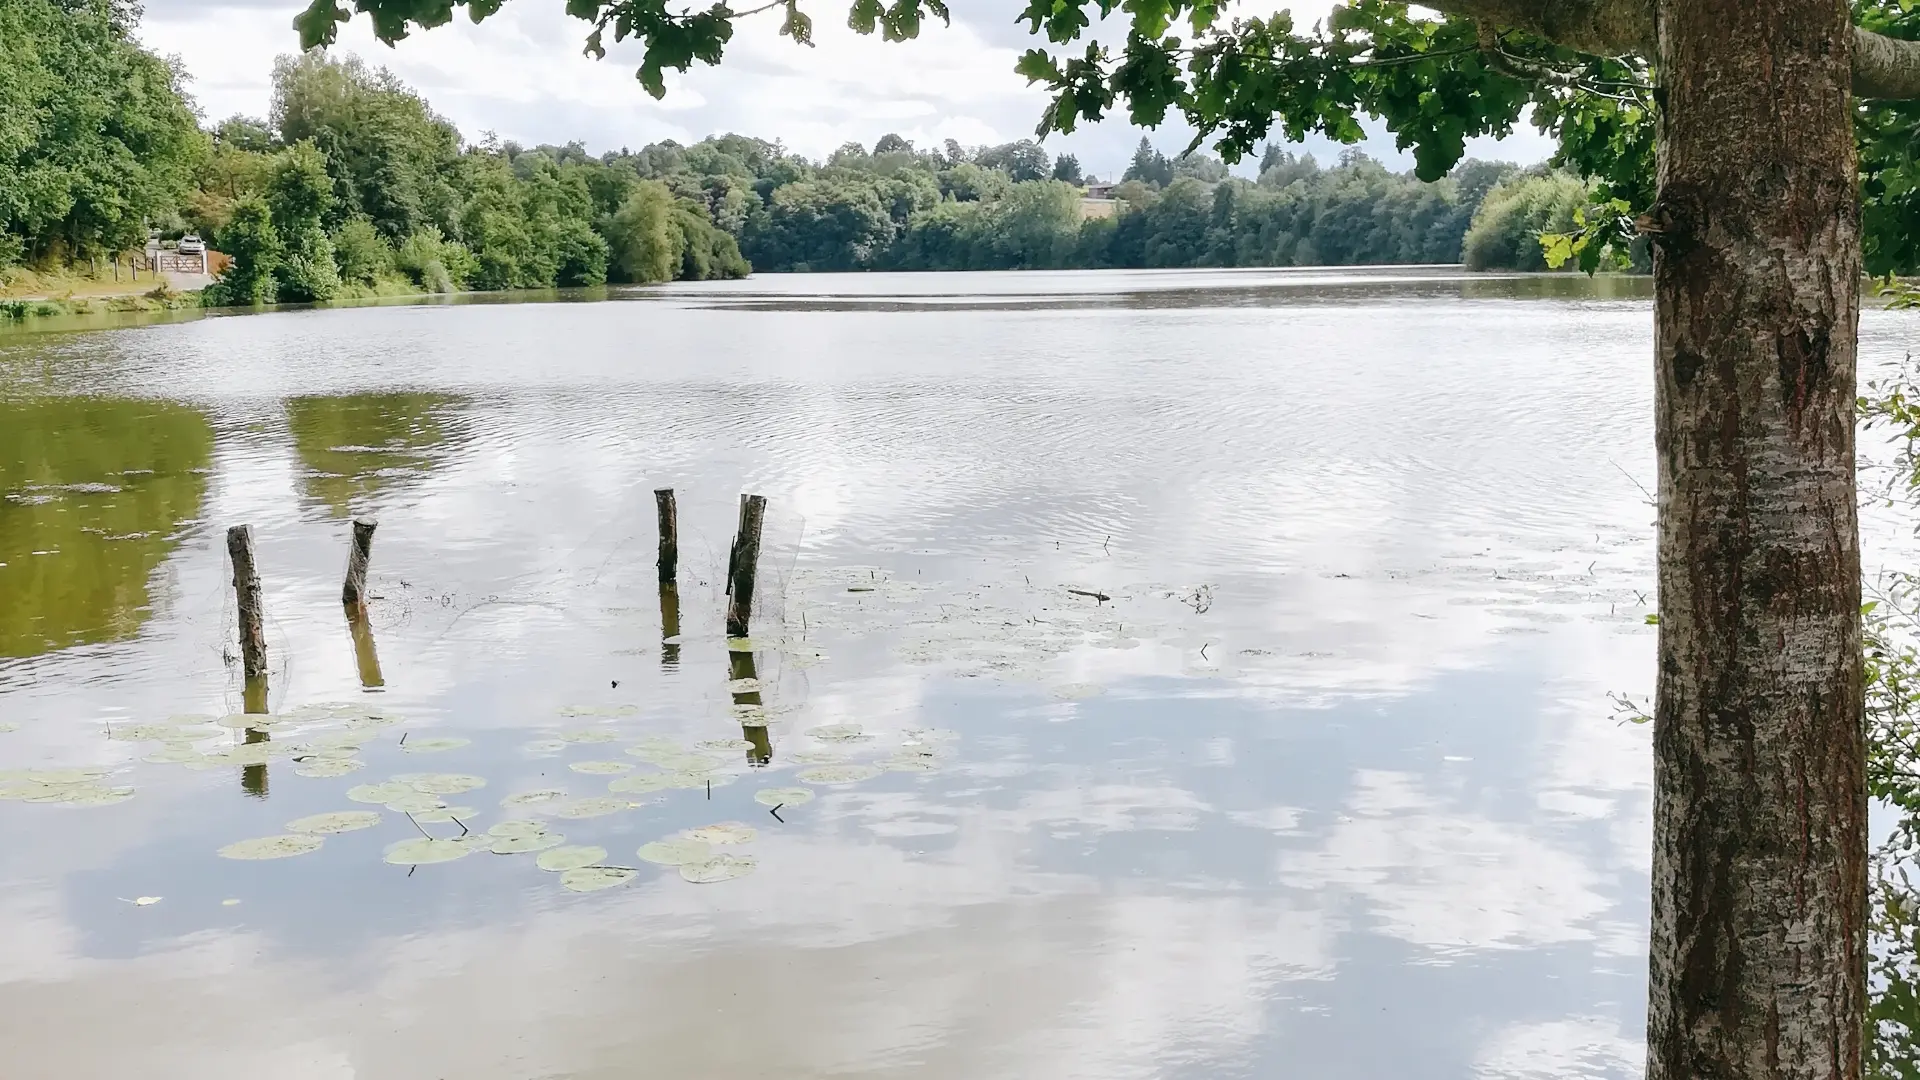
[2,0,1614,302]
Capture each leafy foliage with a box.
[0,0,207,265]
[1857,338,1920,1077]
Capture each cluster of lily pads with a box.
[201,713,957,894]
[0,702,449,809]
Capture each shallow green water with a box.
[0,266,1900,1078]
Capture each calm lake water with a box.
[0,266,1912,1079]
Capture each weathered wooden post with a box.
[341,517,377,609]
[654,488,677,583]
[724,494,766,639]
[227,525,267,679]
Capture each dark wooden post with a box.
[724,494,766,638]
[654,488,677,584]
[227,525,267,679]
[342,517,377,609]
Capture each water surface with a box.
[1,266,1906,1079]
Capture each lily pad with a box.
[607,773,677,794]
[401,736,469,753]
[557,705,638,717]
[501,788,568,808]
[4,767,109,785]
[215,714,280,730]
[796,764,881,785]
[559,729,620,744]
[550,796,628,819]
[726,677,762,693]
[522,739,568,753]
[294,759,364,778]
[347,781,417,804]
[569,760,633,775]
[667,771,730,790]
[637,837,712,866]
[108,724,181,742]
[406,773,487,795]
[806,724,867,742]
[0,722,15,733]
[384,792,446,814]
[286,811,382,834]
[490,832,565,854]
[144,747,206,764]
[410,805,477,823]
[753,786,816,807]
[206,744,278,767]
[696,739,756,752]
[791,750,846,765]
[220,834,324,860]
[680,853,757,884]
[536,845,608,872]
[37,784,135,806]
[560,866,636,892]
[382,838,474,865]
[883,756,939,773]
[725,637,758,652]
[487,819,550,839]
[686,822,757,845]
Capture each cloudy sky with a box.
[137,0,1556,179]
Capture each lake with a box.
[0,266,1911,1079]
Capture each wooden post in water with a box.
[725,494,766,639]
[341,517,377,609]
[654,488,677,584]
[730,647,772,764]
[241,670,271,800]
[227,525,268,679]
[659,581,682,669]
[347,608,386,688]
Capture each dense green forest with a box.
[0,0,1600,301]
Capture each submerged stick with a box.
[724,494,766,638]
[342,517,378,609]
[654,488,677,584]
[227,525,268,679]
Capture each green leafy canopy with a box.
[294,0,1920,274]
[298,0,1639,179]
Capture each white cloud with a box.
[138,0,1555,179]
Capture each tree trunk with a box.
[1648,0,1867,1076]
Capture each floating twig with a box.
[1067,588,1110,603]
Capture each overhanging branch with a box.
[1855,27,1920,100]
[1422,0,1920,99]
